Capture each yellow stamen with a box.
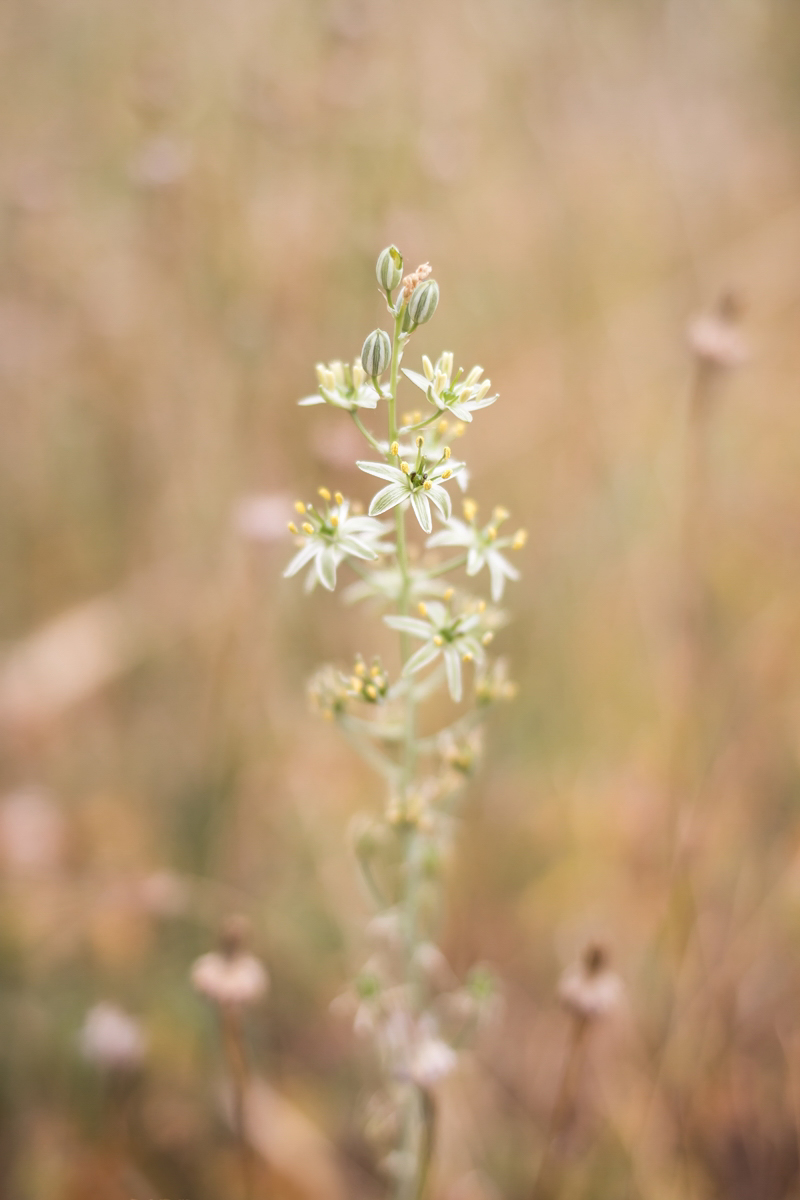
[443,588,454,601]
[453,422,466,437]
[365,684,377,700]
[335,491,344,506]
[482,632,494,646]
[418,602,428,616]
[493,506,509,522]
[487,526,497,541]
[416,435,424,448]
[423,480,432,490]
[441,469,452,480]
[287,521,298,534]
[442,446,451,459]
[302,522,314,535]
[370,664,382,678]
[433,635,444,646]
[512,529,528,549]
[437,419,449,435]
[462,651,473,662]
[476,599,487,613]
[330,514,339,528]
[354,660,367,676]
[350,676,363,691]
[294,500,306,514]
[463,498,477,522]
[390,441,400,456]
[401,461,410,474]
[318,487,331,501]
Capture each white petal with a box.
[298,394,326,406]
[400,368,431,393]
[283,541,319,578]
[403,642,442,676]
[410,490,432,534]
[339,536,379,561]
[443,647,463,702]
[466,547,483,576]
[384,615,434,638]
[427,485,451,522]
[369,483,409,516]
[357,460,406,484]
[316,546,338,590]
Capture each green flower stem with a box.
[423,553,469,579]
[351,411,384,454]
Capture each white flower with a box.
[79,1003,147,1070]
[410,1037,457,1086]
[402,353,498,423]
[357,442,457,535]
[384,599,494,703]
[192,951,269,1007]
[343,566,452,606]
[558,943,623,1021]
[299,358,382,412]
[427,504,526,602]
[284,490,393,592]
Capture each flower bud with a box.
[361,329,391,378]
[376,245,403,292]
[407,279,439,326]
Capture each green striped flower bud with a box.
[361,328,391,378]
[407,279,439,326]
[376,245,403,293]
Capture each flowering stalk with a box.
[283,248,523,1197]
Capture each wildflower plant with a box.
[282,247,524,1198]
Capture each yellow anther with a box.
[330,514,339,528]
[487,526,497,541]
[302,522,314,535]
[453,422,466,437]
[442,446,451,459]
[437,419,449,435]
[423,480,432,490]
[335,491,344,506]
[354,660,367,676]
[433,635,444,646]
[476,599,487,613]
[481,632,494,645]
[463,498,478,522]
[365,684,377,700]
[350,676,363,691]
[370,663,382,678]
[512,529,528,549]
[443,588,454,601]
[287,521,298,534]
[418,602,428,616]
[294,500,306,514]
[401,461,410,474]
[402,413,415,426]
[416,435,424,448]
[462,651,473,662]
[390,441,400,456]
[318,487,331,501]
[441,469,452,480]
[493,506,509,522]
[412,411,422,424]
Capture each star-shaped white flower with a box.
[427,504,526,601]
[299,359,382,412]
[384,600,494,703]
[357,444,457,534]
[401,352,498,423]
[284,490,392,592]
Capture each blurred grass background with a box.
[3,0,800,1196]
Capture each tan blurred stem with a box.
[531,1013,590,1199]
[220,1005,258,1200]
[396,1084,437,1200]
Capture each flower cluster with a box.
[272,246,523,1192]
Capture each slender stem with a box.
[351,411,384,454]
[220,1006,257,1200]
[423,553,468,580]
